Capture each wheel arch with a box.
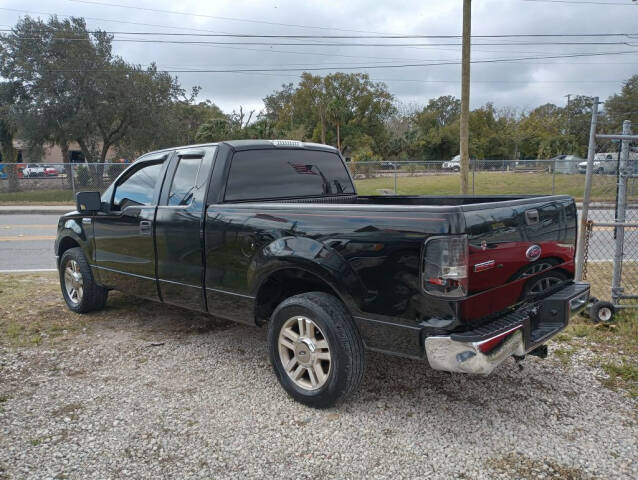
[57,235,81,258]
[253,264,360,324]
[55,221,93,269]
[249,236,366,324]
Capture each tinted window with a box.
[167,157,203,206]
[225,149,354,201]
[113,161,163,209]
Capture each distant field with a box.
[0,189,74,204]
[354,171,626,201]
[0,171,631,204]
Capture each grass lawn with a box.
[0,189,74,205]
[355,171,626,201]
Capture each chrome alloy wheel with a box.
[527,275,563,294]
[278,316,331,391]
[63,259,84,305]
[519,262,554,277]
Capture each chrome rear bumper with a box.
[425,328,525,375]
[424,281,589,375]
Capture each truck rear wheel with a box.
[59,247,108,313]
[267,292,365,408]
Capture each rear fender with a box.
[248,236,366,312]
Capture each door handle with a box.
[139,220,152,236]
[525,209,539,226]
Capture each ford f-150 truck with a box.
[55,140,589,407]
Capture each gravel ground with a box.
[1,294,637,480]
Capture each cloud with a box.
[2,0,636,112]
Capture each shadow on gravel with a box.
[100,292,584,423]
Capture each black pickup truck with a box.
[55,140,589,407]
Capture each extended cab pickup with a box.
[55,140,589,407]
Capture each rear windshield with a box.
[225,149,354,201]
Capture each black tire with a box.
[59,247,108,313]
[521,269,568,297]
[267,292,365,408]
[590,301,615,323]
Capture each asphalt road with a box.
[0,214,59,271]
[0,209,633,271]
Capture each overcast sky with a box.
[2,0,638,114]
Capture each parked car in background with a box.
[552,155,583,174]
[0,165,7,179]
[22,164,46,177]
[442,154,461,171]
[43,165,59,176]
[379,161,401,170]
[442,155,483,171]
[577,152,638,175]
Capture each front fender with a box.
[248,236,366,313]
[55,216,94,267]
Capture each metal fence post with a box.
[575,97,598,281]
[471,159,475,194]
[551,159,556,195]
[394,163,398,194]
[70,163,76,198]
[611,120,631,302]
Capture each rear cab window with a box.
[167,157,204,206]
[224,148,354,201]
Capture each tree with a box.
[263,82,295,128]
[292,73,329,143]
[564,95,595,156]
[0,16,185,185]
[195,106,257,142]
[415,95,461,130]
[0,81,22,192]
[604,75,638,133]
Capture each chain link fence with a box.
[0,162,129,201]
[2,158,632,203]
[581,140,638,314]
[1,158,597,201]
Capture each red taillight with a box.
[477,326,522,354]
[423,235,469,297]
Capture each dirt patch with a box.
[487,452,594,479]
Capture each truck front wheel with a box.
[59,247,108,313]
[267,292,365,408]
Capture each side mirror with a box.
[76,191,102,212]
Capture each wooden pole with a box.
[459,0,471,194]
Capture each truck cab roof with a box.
[142,140,337,158]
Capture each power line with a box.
[65,0,397,34]
[3,26,638,39]
[2,7,629,59]
[5,33,637,47]
[0,7,460,63]
[39,50,638,73]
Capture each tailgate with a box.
[461,197,577,321]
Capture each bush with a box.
[75,165,92,187]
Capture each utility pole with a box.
[459,0,471,194]
[574,97,598,281]
[565,93,572,153]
